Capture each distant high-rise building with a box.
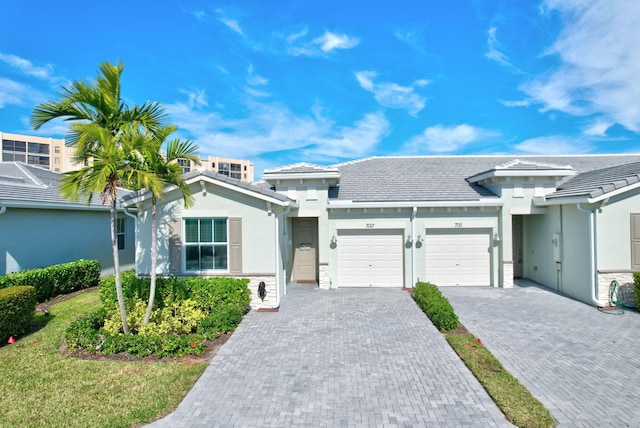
[1,131,255,182]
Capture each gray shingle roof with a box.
[329,155,640,202]
[547,160,640,199]
[0,162,128,208]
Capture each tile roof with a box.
[0,162,128,208]
[329,155,640,202]
[547,160,640,199]
[130,168,290,203]
[264,162,340,174]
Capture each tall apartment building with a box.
[178,155,255,182]
[0,131,74,172]
[1,131,255,182]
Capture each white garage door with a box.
[425,230,491,286]
[337,229,404,287]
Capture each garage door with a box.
[425,230,490,286]
[337,229,404,287]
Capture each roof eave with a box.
[538,179,640,206]
[327,199,503,209]
[467,169,576,184]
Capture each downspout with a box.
[274,204,292,308]
[122,203,138,267]
[577,203,602,306]
[411,206,417,287]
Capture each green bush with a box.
[198,305,244,340]
[67,274,250,358]
[414,281,460,332]
[634,273,640,309]
[0,260,100,303]
[0,286,37,342]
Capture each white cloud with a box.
[246,64,268,86]
[178,88,208,108]
[485,27,515,69]
[165,92,387,161]
[514,135,593,154]
[522,0,640,131]
[0,77,44,108]
[583,120,613,137]
[405,124,497,153]
[0,53,55,80]
[284,29,359,57]
[500,100,530,108]
[313,31,359,52]
[216,9,243,35]
[355,71,428,116]
[311,112,390,158]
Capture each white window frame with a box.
[116,218,126,250]
[183,217,229,273]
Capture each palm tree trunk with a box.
[144,201,157,324]
[111,199,130,334]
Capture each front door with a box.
[292,218,318,283]
[512,216,523,278]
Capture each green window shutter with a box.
[229,217,242,274]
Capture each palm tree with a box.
[137,125,200,324]
[31,61,166,334]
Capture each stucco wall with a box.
[595,189,640,271]
[559,204,593,303]
[0,207,134,276]
[522,206,562,289]
[135,180,277,276]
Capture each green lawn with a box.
[0,290,207,428]
[446,333,555,428]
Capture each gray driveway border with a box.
[440,281,640,427]
[149,286,511,427]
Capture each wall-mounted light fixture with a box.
[416,234,423,244]
[330,234,337,245]
[406,234,413,245]
[493,232,500,242]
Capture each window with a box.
[117,218,126,250]
[177,158,191,174]
[230,163,241,171]
[28,142,49,154]
[218,162,230,176]
[211,162,215,168]
[54,157,60,165]
[230,172,242,179]
[184,218,228,270]
[28,155,49,166]
[54,146,61,154]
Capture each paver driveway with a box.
[440,281,640,427]
[149,286,511,427]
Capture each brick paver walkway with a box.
[148,286,511,427]
[440,281,640,427]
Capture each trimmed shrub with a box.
[634,273,640,309]
[0,286,37,342]
[0,260,100,303]
[67,274,250,358]
[414,281,460,332]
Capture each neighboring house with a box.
[123,154,640,310]
[0,162,135,276]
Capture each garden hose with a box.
[598,280,625,315]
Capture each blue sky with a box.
[1,0,639,175]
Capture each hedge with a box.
[0,286,37,342]
[65,273,251,357]
[0,260,101,303]
[413,281,460,332]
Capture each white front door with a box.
[337,229,404,287]
[425,230,491,286]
